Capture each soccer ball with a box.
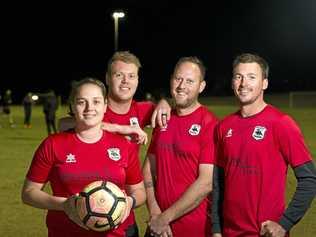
[76,180,127,232]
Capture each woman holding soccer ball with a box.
[21,78,146,237]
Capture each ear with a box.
[199,80,206,93]
[263,78,268,90]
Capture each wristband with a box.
[130,196,136,209]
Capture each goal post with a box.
[289,91,316,108]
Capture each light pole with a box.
[112,11,125,51]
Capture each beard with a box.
[174,95,198,109]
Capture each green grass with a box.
[0,97,315,236]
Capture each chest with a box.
[155,119,203,156]
[52,143,129,188]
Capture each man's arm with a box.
[143,154,173,237]
[261,161,316,236]
[280,161,316,229]
[150,98,172,128]
[149,164,213,235]
[212,165,224,235]
[104,123,148,144]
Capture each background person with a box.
[23,92,33,128]
[2,89,15,127]
[42,89,58,134]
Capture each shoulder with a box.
[45,131,74,144]
[103,131,133,145]
[198,106,218,123]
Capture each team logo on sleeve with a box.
[130,117,139,126]
[107,148,121,161]
[65,153,76,163]
[189,124,201,136]
[252,126,267,140]
[225,128,233,137]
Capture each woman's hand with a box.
[63,194,89,230]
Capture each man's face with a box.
[107,60,139,103]
[232,62,268,106]
[170,62,205,109]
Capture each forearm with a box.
[212,165,224,233]
[163,177,212,223]
[145,182,161,216]
[279,161,316,231]
[126,182,146,208]
[22,187,66,211]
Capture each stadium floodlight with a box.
[112,11,125,51]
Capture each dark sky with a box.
[3,0,316,102]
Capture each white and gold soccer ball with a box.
[76,180,127,232]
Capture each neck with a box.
[107,96,132,114]
[240,100,267,117]
[176,101,201,116]
[75,125,103,143]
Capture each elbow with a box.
[21,190,30,205]
[201,181,212,196]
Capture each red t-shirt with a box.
[103,100,155,128]
[103,100,155,148]
[26,130,143,237]
[215,105,312,237]
[148,106,218,237]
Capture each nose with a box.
[121,74,128,84]
[240,77,247,87]
[84,101,94,111]
[177,79,185,89]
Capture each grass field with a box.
[0,96,315,236]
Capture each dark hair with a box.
[173,56,206,81]
[68,78,107,116]
[233,53,269,78]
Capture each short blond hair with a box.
[106,51,141,78]
[173,56,206,81]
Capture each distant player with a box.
[212,53,316,237]
[143,57,218,237]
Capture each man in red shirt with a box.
[143,57,218,237]
[59,51,171,142]
[212,53,316,237]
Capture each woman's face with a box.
[73,83,107,128]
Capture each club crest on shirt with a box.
[107,148,121,161]
[189,124,201,136]
[129,117,139,126]
[252,126,267,140]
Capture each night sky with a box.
[3,0,316,102]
